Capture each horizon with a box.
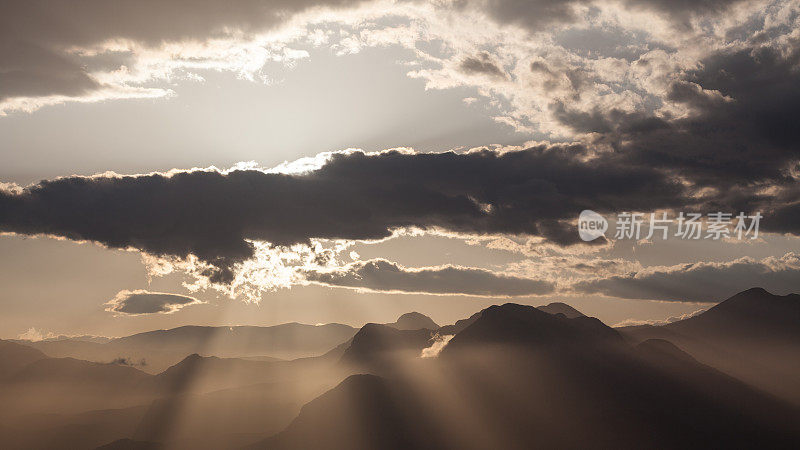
[6,285,785,342]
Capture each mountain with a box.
[9,357,151,386]
[0,339,46,379]
[19,323,358,373]
[442,303,621,354]
[635,338,697,364]
[0,356,156,417]
[152,354,281,394]
[437,311,482,335]
[113,323,357,358]
[664,287,800,339]
[340,324,432,366]
[253,304,800,449]
[0,406,150,450]
[132,380,332,448]
[436,302,585,335]
[41,335,112,344]
[3,300,800,449]
[385,312,439,331]
[618,287,800,404]
[536,302,585,319]
[249,374,444,450]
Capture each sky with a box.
[2,0,800,339]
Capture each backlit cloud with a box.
[0,146,687,285]
[105,289,204,315]
[304,258,556,296]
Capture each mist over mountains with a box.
[14,323,359,373]
[1,289,798,449]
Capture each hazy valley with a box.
[1,288,798,449]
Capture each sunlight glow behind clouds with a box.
[5,0,797,145]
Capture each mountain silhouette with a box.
[385,312,439,330]
[340,324,432,366]
[442,303,621,354]
[619,287,800,404]
[249,374,444,450]
[664,287,800,339]
[437,302,585,335]
[254,303,800,449]
[3,296,799,449]
[536,302,585,318]
[436,311,482,335]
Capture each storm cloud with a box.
[304,258,556,296]
[105,290,203,315]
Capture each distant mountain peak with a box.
[442,303,621,355]
[665,287,799,339]
[705,287,797,314]
[537,302,585,319]
[740,287,770,294]
[340,323,433,364]
[386,312,439,330]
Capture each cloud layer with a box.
[304,258,555,296]
[1,136,798,292]
[0,0,368,110]
[0,146,688,282]
[576,253,800,302]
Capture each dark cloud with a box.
[0,146,686,282]
[0,41,100,101]
[460,52,506,79]
[574,253,800,302]
[653,44,800,184]
[0,0,367,100]
[304,258,555,296]
[655,45,799,185]
[105,290,203,315]
[552,42,800,234]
